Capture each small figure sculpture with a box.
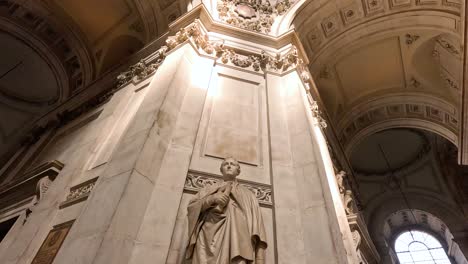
[336,170,346,196]
[186,157,267,264]
[344,190,355,215]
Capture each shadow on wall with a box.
[99,35,144,74]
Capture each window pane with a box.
[430,249,447,260]
[411,250,432,261]
[394,230,451,264]
[409,242,428,252]
[397,252,413,263]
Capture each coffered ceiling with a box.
[292,0,462,152]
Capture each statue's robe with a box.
[186,181,267,264]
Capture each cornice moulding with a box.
[154,4,309,64]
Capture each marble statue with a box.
[186,157,267,264]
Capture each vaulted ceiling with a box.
[0,0,188,166]
[348,128,468,259]
[292,0,462,153]
[290,0,466,259]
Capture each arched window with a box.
[395,230,451,264]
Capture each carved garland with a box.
[217,0,293,34]
[117,19,327,128]
[185,172,272,207]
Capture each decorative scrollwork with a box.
[35,176,53,204]
[65,182,96,202]
[59,177,98,209]
[308,97,328,128]
[217,0,293,34]
[436,37,460,56]
[117,21,218,87]
[185,172,272,206]
[117,20,306,86]
[116,20,327,133]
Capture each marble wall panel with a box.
[204,74,261,165]
[87,85,148,170]
[190,65,270,185]
[125,49,215,264]
[31,45,196,264]
[266,72,355,264]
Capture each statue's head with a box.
[220,157,241,180]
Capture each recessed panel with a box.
[335,37,405,102]
[203,74,261,165]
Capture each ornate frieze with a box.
[117,18,328,130]
[217,0,293,34]
[117,20,312,86]
[339,100,458,149]
[308,97,328,128]
[59,177,98,209]
[184,171,272,207]
[117,59,164,87]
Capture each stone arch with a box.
[364,192,467,263]
[383,209,468,264]
[338,93,458,155]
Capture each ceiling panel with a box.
[335,37,405,104]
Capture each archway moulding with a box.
[339,93,458,155]
[365,193,467,258]
[0,19,68,106]
[291,0,460,62]
[309,16,460,67]
[0,0,95,94]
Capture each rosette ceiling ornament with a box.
[217,0,293,34]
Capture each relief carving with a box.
[59,177,98,209]
[117,20,310,86]
[217,0,293,34]
[309,99,328,128]
[116,20,327,132]
[34,176,53,205]
[436,37,460,56]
